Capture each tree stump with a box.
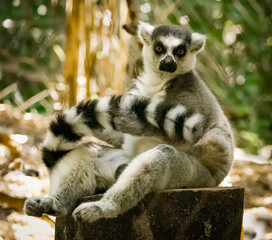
[55,187,244,240]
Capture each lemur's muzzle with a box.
[159,55,177,73]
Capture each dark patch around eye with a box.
[153,41,166,55]
[173,45,187,57]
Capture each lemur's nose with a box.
[159,55,177,73]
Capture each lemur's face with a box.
[138,22,206,76]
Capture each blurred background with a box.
[0,0,271,239]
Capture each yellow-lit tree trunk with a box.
[84,0,96,99]
[62,0,129,107]
[63,0,81,107]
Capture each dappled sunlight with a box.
[0,0,271,239]
[8,213,55,240]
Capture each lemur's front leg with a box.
[73,144,176,223]
[115,96,204,143]
[113,114,159,137]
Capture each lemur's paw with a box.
[24,197,67,217]
[24,197,44,217]
[114,115,144,135]
[72,200,118,223]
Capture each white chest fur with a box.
[129,72,168,98]
[124,72,169,159]
[136,80,165,98]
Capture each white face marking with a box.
[140,25,206,84]
[158,36,197,75]
[160,36,184,52]
[159,36,184,62]
[164,105,187,138]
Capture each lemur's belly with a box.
[122,134,165,160]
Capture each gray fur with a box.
[24,23,234,224]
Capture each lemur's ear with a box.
[191,33,206,53]
[138,21,154,45]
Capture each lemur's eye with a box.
[155,46,163,53]
[177,49,185,56]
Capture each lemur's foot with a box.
[73,199,118,223]
[24,197,68,217]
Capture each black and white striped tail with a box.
[42,94,203,169]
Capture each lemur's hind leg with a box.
[72,144,175,222]
[25,145,104,216]
[73,144,218,223]
[24,145,129,217]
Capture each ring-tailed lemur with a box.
[24,22,234,223]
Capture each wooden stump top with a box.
[55,187,244,240]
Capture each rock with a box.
[55,187,244,240]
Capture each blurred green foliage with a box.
[0,0,271,153]
[0,0,65,114]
